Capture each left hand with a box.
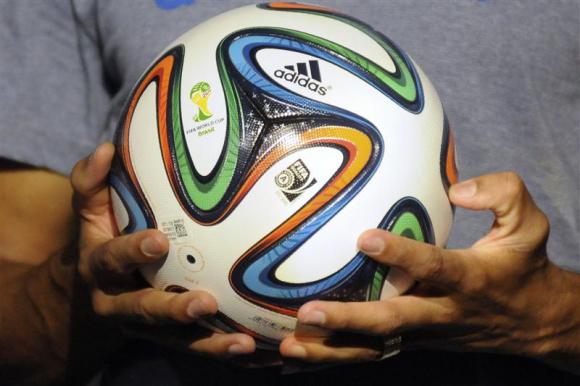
[71,143,260,361]
[279,172,580,372]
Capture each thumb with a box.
[449,172,549,245]
[71,142,115,217]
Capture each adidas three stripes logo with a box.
[283,60,322,82]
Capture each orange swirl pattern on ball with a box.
[446,128,458,185]
[228,126,373,316]
[119,54,176,228]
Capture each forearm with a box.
[0,248,75,385]
[0,163,123,384]
[0,244,123,385]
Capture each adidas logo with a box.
[284,60,322,81]
[273,60,328,96]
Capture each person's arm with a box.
[279,172,580,374]
[0,146,273,386]
[0,158,95,385]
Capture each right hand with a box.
[70,142,261,360]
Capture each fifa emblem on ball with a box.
[190,81,213,122]
[275,159,317,202]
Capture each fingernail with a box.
[140,237,164,257]
[300,310,326,326]
[186,299,212,318]
[359,236,384,254]
[451,180,476,198]
[285,344,307,358]
[228,343,252,355]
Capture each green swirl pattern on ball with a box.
[169,45,242,212]
[169,26,421,213]
[275,28,418,104]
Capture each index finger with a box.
[358,230,473,290]
[296,296,453,336]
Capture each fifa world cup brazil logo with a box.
[190,81,213,122]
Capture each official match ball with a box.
[109,2,457,345]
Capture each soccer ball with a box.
[109,2,457,345]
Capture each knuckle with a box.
[187,340,216,356]
[134,292,158,324]
[534,210,551,242]
[304,349,329,363]
[345,348,377,363]
[335,304,356,330]
[460,264,490,295]
[97,244,126,275]
[368,301,402,334]
[503,172,525,201]
[378,307,403,335]
[436,302,461,325]
[320,303,348,330]
[387,308,404,332]
[168,294,190,323]
[422,248,446,281]
[381,238,400,264]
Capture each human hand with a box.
[70,143,261,361]
[280,172,580,373]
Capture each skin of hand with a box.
[279,172,580,374]
[70,142,277,363]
